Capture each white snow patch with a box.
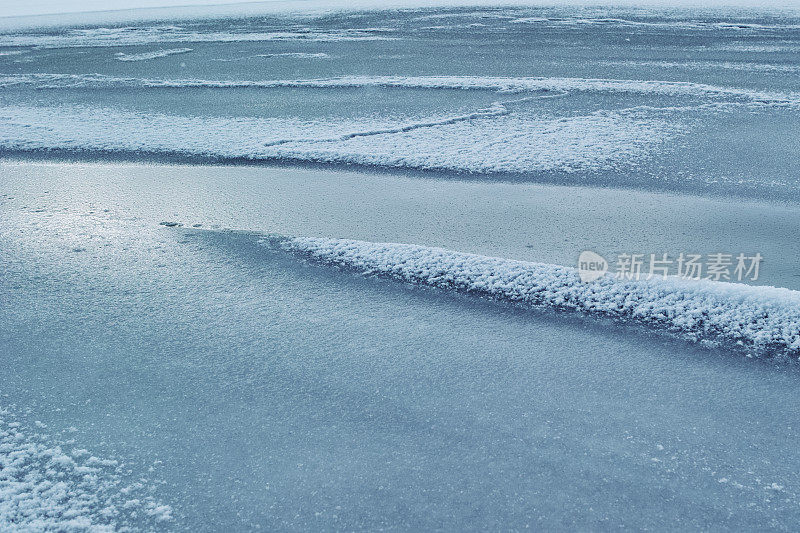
[0,408,173,532]
[600,59,800,74]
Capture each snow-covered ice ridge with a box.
[3,74,799,108]
[115,47,192,61]
[271,236,800,358]
[0,409,172,532]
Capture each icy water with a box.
[2,5,800,532]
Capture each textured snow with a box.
[0,408,172,532]
[114,47,192,61]
[8,73,800,175]
[0,104,676,173]
[273,236,800,358]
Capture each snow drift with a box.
[267,236,800,358]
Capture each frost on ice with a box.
[0,408,172,532]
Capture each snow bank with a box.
[0,408,172,531]
[271,236,800,358]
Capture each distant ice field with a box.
[3,6,800,197]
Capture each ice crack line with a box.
[262,101,511,148]
[261,91,573,148]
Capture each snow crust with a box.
[7,73,798,174]
[273,236,800,357]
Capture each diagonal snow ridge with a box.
[270,236,800,358]
[0,409,173,532]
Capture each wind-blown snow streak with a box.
[600,59,800,74]
[213,52,330,61]
[508,16,800,31]
[2,74,798,108]
[0,408,172,531]
[0,26,394,48]
[271,236,800,358]
[115,47,192,61]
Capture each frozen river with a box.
[2,4,800,531]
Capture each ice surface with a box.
[5,161,800,289]
[0,27,394,48]
[3,7,800,196]
[3,203,800,530]
[3,74,799,106]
